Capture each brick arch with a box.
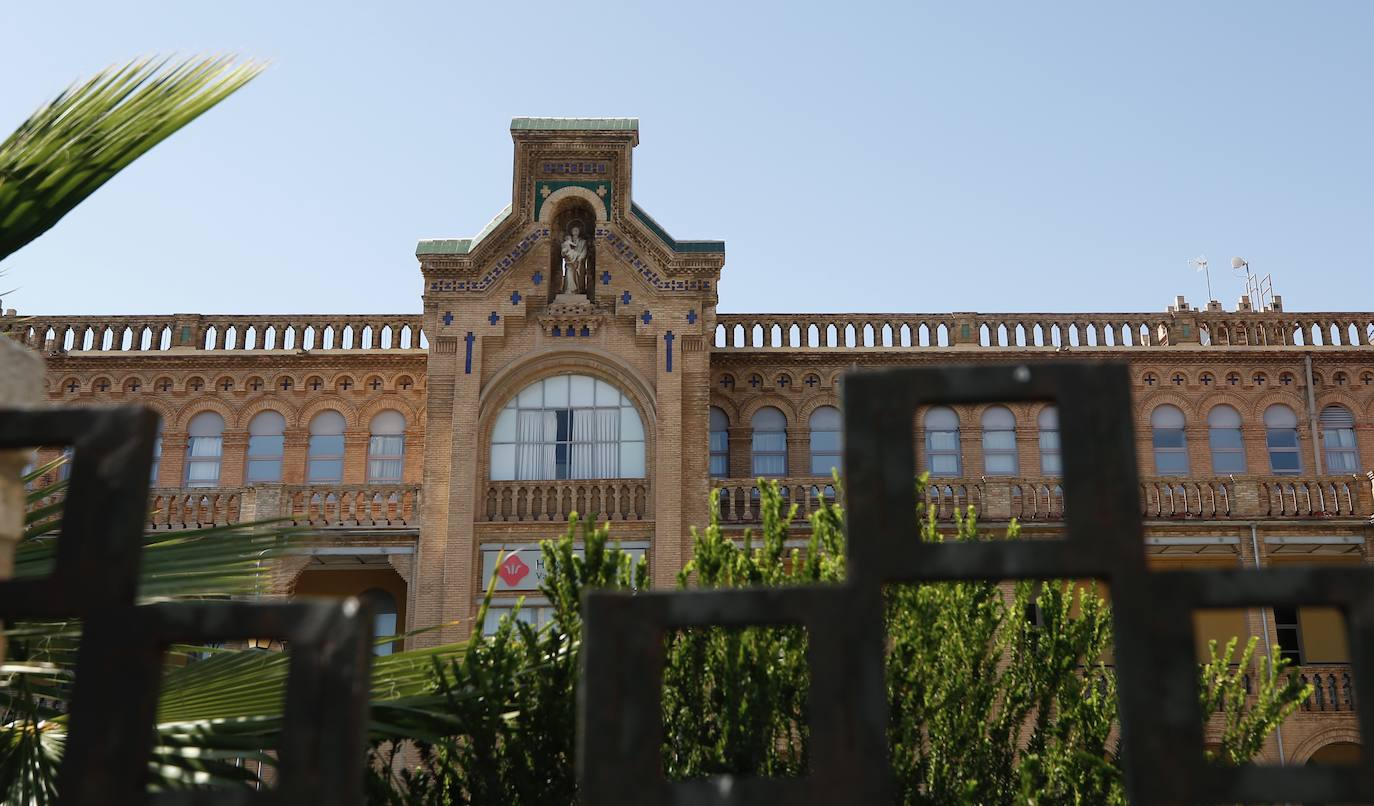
[536,185,610,224]
[738,395,799,427]
[708,394,741,425]
[1248,390,1308,421]
[971,401,1022,427]
[1136,365,1168,385]
[138,397,176,430]
[120,374,146,392]
[773,372,795,391]
[798,396,841,424]
[298,396,359,430]
[1314,390,1362,418]
[478,348,656,426]
[1289,726,1363,764]
[1197,392,1250,422]
[233,398,299,430]
[1138,392,1201,422]
[172,398,236,430]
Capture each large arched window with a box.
[809,406,842,476]
[246,411,286,483]
[1264,404,1301,475]
[981,406,1017,476]
[184,412,225,487]
[925,407,961,475]
[751,407,788,477]
[1151,404,1189,475]
[308,410,347,483]
[150,420,163,486]
[1037,406,1060,475]
[1321,405,1359,472]
[709,407,730,478]
[368,410,406,483]
[489,375,645,480]
[1206,405,1245,474]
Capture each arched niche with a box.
[548,197,598,303]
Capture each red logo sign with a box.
[498,554,530,586]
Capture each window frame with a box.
[184,411,225,488]
[924,406,962,477]
[980,405,1018,476]
[808,405,843,477]
[750,406,788,478]
[1206,405,1246,475]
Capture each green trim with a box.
[511,117,637,132]
[534,182,611,221]
[416,204,512,256]
[630,203,724,253]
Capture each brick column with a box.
[727,426,752,478]
[220,430,248,488]
[981,478,1012,520]
[160,434,188,488]
[786,434,810,478]
[1231,476,1263,518]
[281,428,307,484]
[342,431,369,484]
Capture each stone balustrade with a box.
[709,473,1373,524]
[712,311,1374,351]
[2,314,426,354]
[143,484,422,530]
[1294,665,1357,713]
[483,479,651,523]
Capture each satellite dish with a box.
[1231,256,1247,269]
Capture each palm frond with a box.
[0,55,265,262]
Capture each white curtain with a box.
[570,408,597,478]
[517,411,554,480]
[595,408,620,477]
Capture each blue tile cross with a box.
[442,311,454,326]
[510,290,522,305]
[601,271,612,285]
[663,330,674,373]
[621,291,632,305]
[805,375,819,387]
[488,311,500,326]
[464,332,475,374]
[641,310,652,325]
[532,271,543,286]
[687,310,697,324]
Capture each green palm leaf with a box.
[0,55,264,262]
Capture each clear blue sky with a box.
[3,1,1370,316]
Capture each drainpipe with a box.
[1250,521,1287,765]
[1304,354,1322,475]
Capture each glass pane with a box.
[310,434,344,456]
[985,454,1017,475]
[1041,454,1062,475]
[186,461,220,482]
[620,406,644,440]
[544,375,569,408]
[369,435,404,457]
[753,454,786,477]
[1152,429,1185,449]
[811,431,841,452]
[1326,451,1358,472]
[1212,452,1246,474]
[492,409,517,442]
[1209,429,1243,450]
[247,435,283,457]
[983,431,1015,450]
[308,459,343,483]
[1155,451,1189,475]
[710,455,728,477]
[491,444,516,480]
[753,432,786,452]
[517,382,544,407]
[1268,430,1299,449]
[570,375,595,406]
[810,454,841,476]
[709,431,728,452]
[246,459,282,483]
[1327,428,1357,448]
[1270,451,1301,473]
[929,454,960,475]
[928,431,959,451]
[595,379,620,405]
[1039,431,1060,451]
[368,459,403,483]
[619,440,645,477]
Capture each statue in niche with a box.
[560,220,590,296]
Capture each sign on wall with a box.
[480,543,648,592]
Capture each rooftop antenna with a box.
[1188,255,1212,301]
[1231,256,1275,310]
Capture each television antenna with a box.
[1187,255,1212,301]
[1231,256,1275,310]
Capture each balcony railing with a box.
[1295,665,1357,713]
[2,313,426,354]
[142,484,422,530]
[709,473,1374,524]
[483,479,650,523]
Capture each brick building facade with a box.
[7,118,1373,765]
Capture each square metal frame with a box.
[578,586,888,806]
[1140,568,1374,805]
[61,600,375,806]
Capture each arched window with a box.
[362,588,398,656]
[709,407,730,478]
[150,421,163,486]
[1206,405,1245,474]
[1038,406,1061,475]
[1321,405,1359,472]
[1151,405,1188,475]
[809,406,842,476]
[981,406,1017,475]
[367,410,406,483]
[751,407,788,477]
[184,412,225,487]
[1264,404,1301,475]
[489,375,645,480]
[925,407,961,476]
[308,410,347,484]
[246,411,286,483]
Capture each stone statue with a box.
[560,222,589,296]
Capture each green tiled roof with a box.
[631,203,724,253]
[416,205,512,256]
[511,117,638,132]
